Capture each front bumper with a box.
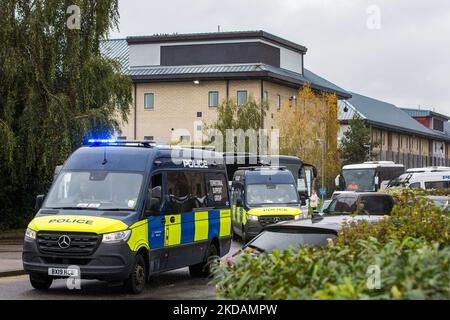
[22,238,135,281]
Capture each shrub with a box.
[213,238,450,300]
[213,188,450,300]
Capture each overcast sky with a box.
[111,0,450,115]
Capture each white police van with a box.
[406,171,450,190]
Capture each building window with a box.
[237,91,248,106]
[276,95,281,111]
[144,136,154,141]
[144,93,154,110]
[433,118,444,132]
[117,136,127,141]
[208,91,219,108]
[180,135,191,143]
[197,112,203,118]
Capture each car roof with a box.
[335,192,392,198]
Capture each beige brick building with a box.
[338,93,450,168]
[101,31,350,144]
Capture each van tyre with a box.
[231,225,239,241]
[242,225,251,244]
[124,254,146,294]
[30,274,53,290]
[189,244,218,278]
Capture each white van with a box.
[389,167,450,188]
[406,166,450,173]
[406,171,450,190]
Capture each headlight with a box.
[102,230,131,243]
[246,214,259,221]
[294,214,302,221]
[25,228,36,240]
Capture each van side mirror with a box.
[335,175,340,188]
[145,186,162,216]
[236,198,243,207]
[35,195,45,211]
[145,193,161,216]
[300,195,307,206]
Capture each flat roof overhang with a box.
[127,31,308,54]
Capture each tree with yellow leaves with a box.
[278,85,340,194]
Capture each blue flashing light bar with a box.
[88,139,117,144]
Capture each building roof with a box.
[126,30,308,53]
[401,108,450,121]
[338,92,450,142]
[100,39,351,99]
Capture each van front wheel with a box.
[124,254,146,294]
[30,274,53,290]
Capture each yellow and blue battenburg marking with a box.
[147,209,231,249]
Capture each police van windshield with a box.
[246,184,299,206]
[44,171,143,211]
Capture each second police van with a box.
[23,140,231,294]
[230,167,303,243]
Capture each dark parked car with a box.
[317,192,394,218]
[230,221,339,261]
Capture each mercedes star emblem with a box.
[58,235,71,249]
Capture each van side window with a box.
[167,172,191,214]
[409,182,421,189]
[206,173,229,208]
[150,173,162,199]
[190,172,207,208]
[425,181,450,189]
[166,171,208,213]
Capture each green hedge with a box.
[213,189,450,300]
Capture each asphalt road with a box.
[0,241,242,300]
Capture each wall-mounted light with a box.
[193,80,200,85]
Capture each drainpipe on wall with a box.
[134,83,137,140]
[260,80,265,129]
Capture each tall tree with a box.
[278,85,340,192]
[205,97,268,153]
[0,0,132,229]
[339,115,377,165]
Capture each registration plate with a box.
[48,268,79,277]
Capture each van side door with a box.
[146,173,167,272]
